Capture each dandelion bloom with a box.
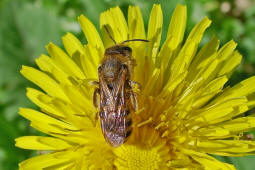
[16,4,255,170]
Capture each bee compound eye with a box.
[125,129,132,138]
[98,66,102,72]
[99,111,105,118]
[124,110,130,116]
[126,119,132,126]
[121,64,128,70]
[123,46,132,52]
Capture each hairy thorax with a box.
[101,56,123,84]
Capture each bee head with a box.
[105,45,132,58]
[103,25,148,58]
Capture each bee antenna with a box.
[104,25,117,45]
[122,39,149,44]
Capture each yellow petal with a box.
[182,149,235,170]
[47,43,85,79]
[208,40,237,79]
[80,44,100,79]
[188,35,220,82]
[217,40,237,62]
[15,136,71,150]
[195,58,219,87]
[197,117,255,139]
[128,6,147,83]
[147,4,163,63]
[157,4,187,69]
[62,85,94,111]
[191,76,228,109]
[100,6,128,47]
[177,60,220,109]
[221,117,255,134]
[19,151,74,170]
[26,88,65,118]
[170,17,211,81]
[62,32,85,57]
[20,66,69,102]
[203,76,228,95]
[19,108,78,135]
[166,4,187,43]
[218,50,242,77]
[194,140,255,155]
[195,126,230,139]
[192,40,236,85]
[189,97,248,125]
[35,54,71,85]
[248,93,255,108]
[213,76,255,104]
[143,68,160,95]
[187,17,211,44]
[128,6,145,40]
[78,15,104,71]
[159,71,187,98]
[78,15,104,56]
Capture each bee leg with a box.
[89,81,99,86]
[93,88,100,126]
[82,79,99,88]
[129,90,138,111]
[94,111,99,126]
[126,80,139,111]
[129,80,141,90]
[93,88,100,108]
[112,65,128,99]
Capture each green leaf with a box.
[0,1,62,169]
[215,155,255,170]
[0,0,61,112]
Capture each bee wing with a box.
[112,66,128,104]
[100,109,127,147]
[99,66,132,147]
[99,71,114,106]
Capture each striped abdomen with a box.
[100,107,132,147]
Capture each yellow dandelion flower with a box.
[16,4,255,170]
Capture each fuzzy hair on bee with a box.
[93,26,148,147]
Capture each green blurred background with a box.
[0,0,255,169]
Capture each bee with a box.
[93,26,148,147]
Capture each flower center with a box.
[114,127,170,170]
[114,145,162,170]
